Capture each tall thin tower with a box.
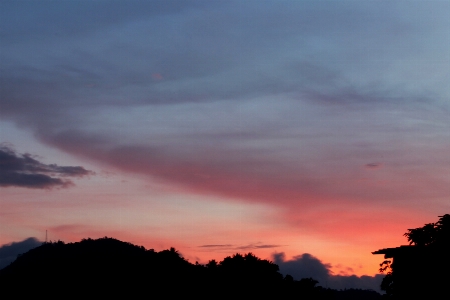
[45,230,47,243]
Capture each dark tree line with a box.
[0,237,380,299]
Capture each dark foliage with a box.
[333,289,383,300]
[404,214,450,246]
[0,237,381,299]
[376,214,450,299]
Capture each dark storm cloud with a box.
[273,253,384,292]
[0,145,93,189]
[0,237,42,269]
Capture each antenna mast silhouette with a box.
[45,230,47,243]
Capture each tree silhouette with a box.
[404,214,450,246]
[375,214,450,298]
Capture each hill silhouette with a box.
[0,237,381,299]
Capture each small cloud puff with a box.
[365,162,384,170]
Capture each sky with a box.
[1,0,449,291]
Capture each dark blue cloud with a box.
[0,237,42,269]
[274,253,331,282]
[273,252,384,292]
[0,145,93,189]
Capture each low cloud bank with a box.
[0,237,42,269]
[273,252,384,293]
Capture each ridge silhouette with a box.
[0,236,381,299]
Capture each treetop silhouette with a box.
[373,214,450,299]
[404,214,450,246]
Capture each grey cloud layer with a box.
[2,1,448,114]
[1,1,449,208]
[0,145,93,189]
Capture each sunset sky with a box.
[1,0,449,291]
